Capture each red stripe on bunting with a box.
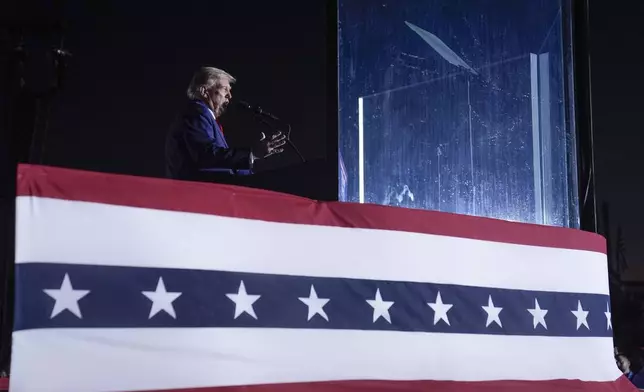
[136,378,635,392]
[16,164,606,254]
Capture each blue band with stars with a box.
[15,262,612,337]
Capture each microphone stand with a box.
[252,114,306,163]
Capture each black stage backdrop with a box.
[6,0,330,177]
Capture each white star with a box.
[226,281,261,319]
[142,277,182,319]
[527,298,548,329]
[298,285,330,321]
[427,291,453,326]
[571,300,590,330]
[366,288,394,323]
[605,302,612,330]
[482,295,503,328]
[43,273,90,319]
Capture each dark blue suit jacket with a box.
[166,100,252,180]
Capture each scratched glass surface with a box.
[338,0,579,228]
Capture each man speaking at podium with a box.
[165,66,286,181]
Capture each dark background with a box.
[1,0,329,177]
[590,1,644,262]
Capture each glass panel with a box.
[338,0,579,228]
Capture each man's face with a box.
[206,79,232,117]
[617,355,631,374]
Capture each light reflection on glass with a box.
[338,0,579,228]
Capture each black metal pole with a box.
[0,36,19,378]
[572,0,598,233]
[0,8,69,373]
[325,0,339,202]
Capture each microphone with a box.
[237,100,280,121]
[237,100,306,163]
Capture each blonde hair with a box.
[186,67,236,100]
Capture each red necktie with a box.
[216,120,224,135]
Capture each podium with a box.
[192,159,339,201]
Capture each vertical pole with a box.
[538,53,552,225]
[531,53,544,224]
[572,0,597,233]
[467,77,475,215]
[358,97,365,203]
